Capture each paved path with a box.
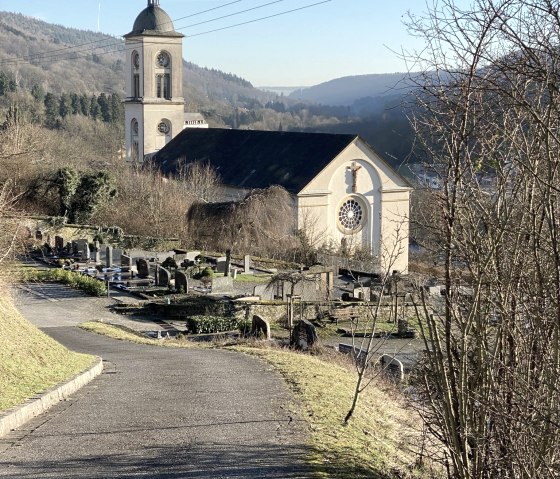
[0,284,312,478]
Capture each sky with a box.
[0,0,461,87]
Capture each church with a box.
[124,0,412,273]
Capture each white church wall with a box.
[298,139,411,273]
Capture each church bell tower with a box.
[124,0,185,162]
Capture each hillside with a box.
[289,73,413,107]
[0,12,275,120]
[0,286,94,412]
[0,11,417,168]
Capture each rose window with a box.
[158,121,170,134]
[338,199,364,231]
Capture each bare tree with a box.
[406,1,560,476]
[176,158,221,204]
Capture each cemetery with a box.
[24,227,422,379]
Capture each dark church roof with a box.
[125,1,183,38]
[153,128,359,193]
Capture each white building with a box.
[124,0,185,162]
[153,129,412,273]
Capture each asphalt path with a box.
[0,284,312,478]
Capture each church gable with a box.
[299,138,411,195]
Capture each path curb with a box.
[0,357,104,438]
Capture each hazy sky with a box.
[0,0,464,86]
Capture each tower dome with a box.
[126,0,183,37]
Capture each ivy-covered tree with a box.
[69,171,117,224]
[53,167,80,217]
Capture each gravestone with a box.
[106,246,113,269]
[251,314,271,340]
[112,248,122,265]
[137,258,149,278]
[186,251,201,262]
[379,354,405,382]
[211,276,234,294]
[338,343,367,367]
[76,239,90,261]
[121,254,133,273]
[291,319,318,350]
[94,241,101,264]
[175,270,188,294]
[157,266,170,287]
[253,284,273,301]
[244,255,251,274]
[55,236,64,251]
[216,256,228,274]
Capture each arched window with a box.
[132,51,140,98]
[155,51,171,100]
[131,119,139,161]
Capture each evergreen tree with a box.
[70,93,80,115]
[31,84,45,103]
[0,71,16,96]
[97,93,111,122]
[79,94,89,116]
[44,92,59,127]
[89,95,99,119]
[109,93,124,125]
[59,94,72,118]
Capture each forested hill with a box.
[0,11,274,113]
[289,73,412,107]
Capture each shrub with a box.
[237,319,252,336]
[186,315,238,334]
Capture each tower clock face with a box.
[158,122,170,134]
[156,52,169,67]
[133,52,140,69]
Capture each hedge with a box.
[22,269,107,297]
[186,315,238,334]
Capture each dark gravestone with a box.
[137,258,150,278]
[338,343,367,367]
[251,314,271,340]
[291,319,318,350]
[76,239,89,261]
[121,254,133,273]
[157,266,170,287]
[106,246,113,268]
[175,270,188,294]
[55,236,64,251]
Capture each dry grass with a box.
[0,291,95,412]
[80,321,439,478]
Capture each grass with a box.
[0,291,96,412]
[80,320,438,479]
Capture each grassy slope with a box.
[80,321,438,479]
[0,292,95,412]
